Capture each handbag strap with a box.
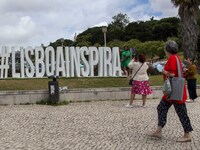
[131,63,144,79]
[174,56,182,78]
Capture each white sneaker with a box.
[186,99,194,103]
[142,105,147,108]
[125,104,133,108]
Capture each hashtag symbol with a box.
[0,46,10,78]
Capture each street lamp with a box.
[74,33,77,42]
[60,38,64,47]
[102,26,107,47]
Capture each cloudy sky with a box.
[0,0,178,48]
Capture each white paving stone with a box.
[0,98,199,150]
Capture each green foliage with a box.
[171,0,200,7]
[93,43,101,47]
[124,39,142,49]
[109,13,130,30]
[49,39,74,48]
[76,33,92,46]
[152,23,172,41]
[142,41,160,61]
[36,99,69,106]
[1,74,200,91]
[76,28,103,46]
[36,99,47,105]
[76,41,91,47]
[131,41,165,61]
[107,40,125,48]
[125,21,149,42]
[48,14,183,64]
[71,14,180,48]
[125,17,180,42]
[157,43,166,59]
[107,13,130,41]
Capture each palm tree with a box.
[171,0,200,59]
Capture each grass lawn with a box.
[0,74,199,91]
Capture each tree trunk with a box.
[179,4,199,59]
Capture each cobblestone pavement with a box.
[0,98,200,150]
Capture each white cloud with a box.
[0,16,36,46]
[149,0,178,18]
[93,22,108,27]
[0,0,179,47]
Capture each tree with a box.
[110,13,130,29]
[107,40,125,49]
[76,33,92,46]
[76,27,104,46]
[125,21,154,42]
[125,17,179,42]
[138,41,164,62]
[108,13,130,41]
[171,0,200,59]
[125,39,142,49]
[152,17,180,41]
[49,39,73,49]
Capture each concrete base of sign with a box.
[0,86,199,105]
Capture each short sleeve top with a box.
[121,50,131,67]
[162,55,187,104]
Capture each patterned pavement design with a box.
[0,98,200,150]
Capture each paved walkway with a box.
[0,98,200,150]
